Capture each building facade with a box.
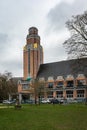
[18,27,87,102]
[37,58,87,101]
[18,27,43,101]
[37,74,87,101]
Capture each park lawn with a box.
[0,104,87,130]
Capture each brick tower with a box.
[23,27,43,79]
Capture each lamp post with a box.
[38,86,42,105]
[38,83,44,105]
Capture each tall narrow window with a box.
[48,83,53,88]
[28,49,30,74]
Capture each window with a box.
[77,90,84,97]
[47,92,53,98]
[18,80,21,84]
[67,80,74,87]
[28,49,30,74]
[57,81,63,87]
[48,83,53,88]
[77,80,86,86]
[56,91,63,98]
[22,84,29,90]
[66,91,73,98]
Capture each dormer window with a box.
[67,80,74,87]
[48,83,53,88]
[66,75,74,87]
[76,74,86,87]
[57,81,64,87]
[77,79,86,86]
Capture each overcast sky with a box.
[0,0,87,77]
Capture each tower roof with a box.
[28,27,38,35]
[26,26,40,41]
[29,26,38,31]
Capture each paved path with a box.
[0,105,13,109]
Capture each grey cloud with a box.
[0,33,13,62]
[0,33,8,47]
[0,33,10,57]
[44,43,67,63]
[0,0,31,77]
[47,0,87,33]
[0,59,23,77]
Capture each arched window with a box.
[77,74,86,86]
[77,80,86,86]
[66,75,74,87]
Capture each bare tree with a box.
[31,79,45,105]
[63,11,87,59]
[0,72,17,101]
[63,11,87,104]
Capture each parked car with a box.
[22,99,35,104]
[76,98,85,103]
[67,99,78,104]
[50,99,60,104]
[59,99,67,104]
[41,99,50,104]
[3,99,16,104]
[3,100,13,104]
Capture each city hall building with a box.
[18,27,87,102]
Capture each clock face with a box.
[33,43,38,48]
[23,45,27,51]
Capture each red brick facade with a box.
[23,27,43,79]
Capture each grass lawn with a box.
[0,104,87,130]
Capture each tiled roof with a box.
[37,58,87,80]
